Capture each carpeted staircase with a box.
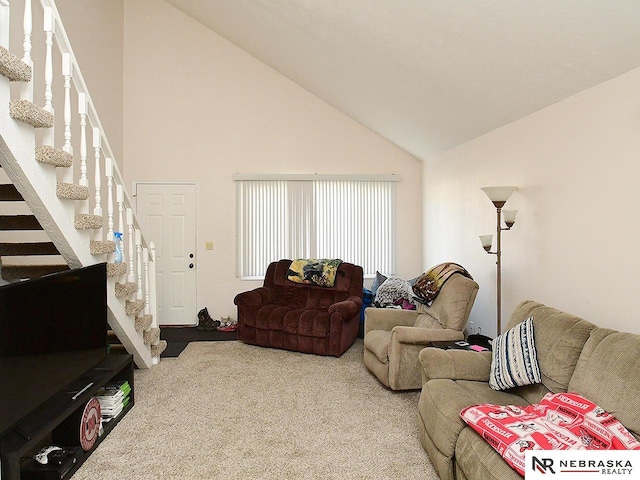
[0,1,165,367]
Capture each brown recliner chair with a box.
[363,273,479,390]
[234,259,363,357]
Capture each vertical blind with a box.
[235,176,396,279]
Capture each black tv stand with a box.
[0,354,134,480]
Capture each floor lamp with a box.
[479,186,518,336]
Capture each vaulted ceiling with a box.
[164,0,640,160]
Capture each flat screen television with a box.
[0,263,108,437]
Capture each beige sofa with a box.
[418,300,640,480]
[363,274,478,390]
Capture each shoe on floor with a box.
[196,307,221,330]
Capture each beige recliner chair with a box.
[363,274,479,390]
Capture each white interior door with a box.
[136,183,197,326]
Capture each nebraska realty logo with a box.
[525,451,640,478]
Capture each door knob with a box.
[189,263,194,268]
[189,253,194,258]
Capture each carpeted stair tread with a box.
[135,314,153,332]
[125,299,145,316]
[0,241,58,256]
[1,264,69,281]
[0,215,43,230]
[106,262,126,277]
[35,145,73,167]
[74,213,103,230]
[9,100,54,128]
[0,184,24,201]
[57,183,89,200]
[115,281,137,298]
[150,340,167,357]
[90,240,116,255]
[143,328,160,345]
[0,46,32,82]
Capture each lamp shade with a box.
[479,234,493,249]
[481,186,518,207]
[503,210,518,225]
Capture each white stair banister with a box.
[1,0,161,368]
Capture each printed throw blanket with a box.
[287,259,343,287]
[412,262,473,305]
[460,392,640,477]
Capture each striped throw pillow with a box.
[489,316,541,391]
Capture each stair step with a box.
[90,240,115,255]
[151,340,167,357]
[143,328,160,345]
[125,299,145,316]
[106,330,120,344]
[9,100,54,128]
[0,215,42,230]
[106,262,126,277]
[74,213,102,230]
[107,344,128,355]
[0,242,58,256]
[1,264,68,281]
[0,185,24,201]
[114,281,136,298]
[0,46,32,82]
[35,145,73,167]
[135,314,153,332]
[57,183,89,200]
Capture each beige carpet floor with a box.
[72,340,439,479]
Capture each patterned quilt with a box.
[460,392,640,476]
[412,262,473,304]
[287,259,342,287]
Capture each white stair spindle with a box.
[1,2,10,49]
[135,229,143,301]
[77,94,89,214]
[127,208,136,284]
[105,158,114,242]
[92,127,102,217]
[92,128,103,242]
[43,7,53,114]
[143,247,150,316]
[149,242,158,329]
[20,0,33,101]
[61,53,73,185]
[62,53,73,154]
[117,185,125,263]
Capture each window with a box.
[234,174,397,279]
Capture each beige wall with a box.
[54,0,124,162]
[122,0,423,321]
[424,67,640,337]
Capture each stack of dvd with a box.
[93,380,131,422]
